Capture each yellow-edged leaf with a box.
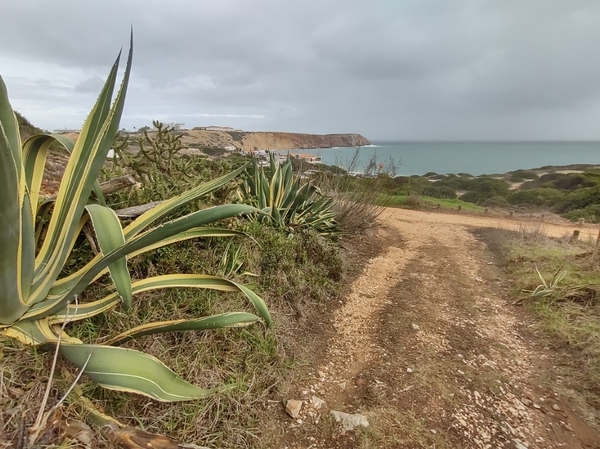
[86,204,132,309]
[104,312,259,345]
[59,344,235,401]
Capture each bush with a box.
[483,195,511,208]
[508,170,539,182]
[557,186,600,213]
[404,194,422,209]
[521,172,599,191]
[456,177,511,204]
[422,185,457,199]
[553,173,597,191]
[509,188,565,208]
[316,173,386,233]
[563,205,600,223]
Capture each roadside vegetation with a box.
[0,40,379,448]
[475,225,600,431]
[361,167,600,220]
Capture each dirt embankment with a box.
[180,130,370,152]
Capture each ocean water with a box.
[286,141,600,176]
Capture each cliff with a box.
[179,130,370,152]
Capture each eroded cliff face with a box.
[180,130,370,152]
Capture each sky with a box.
[1,0,600,141]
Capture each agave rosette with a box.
[0,36,271,401]
[240,152,340,236]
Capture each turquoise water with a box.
[287,141,600,176]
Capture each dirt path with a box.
[275,209,600,448]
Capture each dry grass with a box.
[358,407,449,449]
[475,226,600,431]
[316,175,387,234]
[1,223,347,448]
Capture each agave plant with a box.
[0,38,271,402]
[239,152,340,236]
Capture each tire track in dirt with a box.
[276,209,600,449]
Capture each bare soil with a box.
[267,209,600,448]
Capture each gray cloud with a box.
[1,0,600,139]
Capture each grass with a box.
[1,163,350,447]
[476,226,600,431]
[1,225,344,446]
[383,194,484,212]
[358,408,449,449]
[79,225,343,446]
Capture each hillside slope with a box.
[180,129,370,152]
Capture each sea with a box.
[282,141,600,176]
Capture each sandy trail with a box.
[276,208,600,449]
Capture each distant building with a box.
[205,126,234,131]
[192,126,244,132]
[54,128,80,134]
[290,153,322,163]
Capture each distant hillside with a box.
[15,111,42,140]
[179,129,370,152]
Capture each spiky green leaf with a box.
[59,344,234,401]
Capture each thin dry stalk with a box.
[29,296,89,446]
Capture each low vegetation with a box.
[0,38,376,448]
[476,226,600,431]
[368,166,600,221]
[239,153,339,237]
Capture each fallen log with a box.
[99,175,138,195]
[115,201,162,218]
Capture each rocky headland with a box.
[180,128,370,152]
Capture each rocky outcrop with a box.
[179,130,370,152]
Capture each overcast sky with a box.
[1,0,599,140]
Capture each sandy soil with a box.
[269,208,600,448]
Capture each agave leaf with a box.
[23,133,106,216]
[105,312,260,346]
[31,38,133,303]
[46,273,270,324]
[47,295,121,325]
[59,344,234,401]
[2,318,81,345]
[113,274,271,324]
[122,166,247,240]
[85,204,132,309]
[47,227,246,303]
[0,76,30,324]
[66,205,261,302]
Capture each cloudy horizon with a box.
[1,1,599,141]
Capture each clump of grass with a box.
[358,408,449,449]
[316,174,387,234]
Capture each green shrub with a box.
[563,205,600,223]
[508,170,539,182]
[452,177,511,204]
[509,188,565,208]
[483,195,511,208]
[422,185,457,199]
[557,186,600,213]
[521,172,599,191]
